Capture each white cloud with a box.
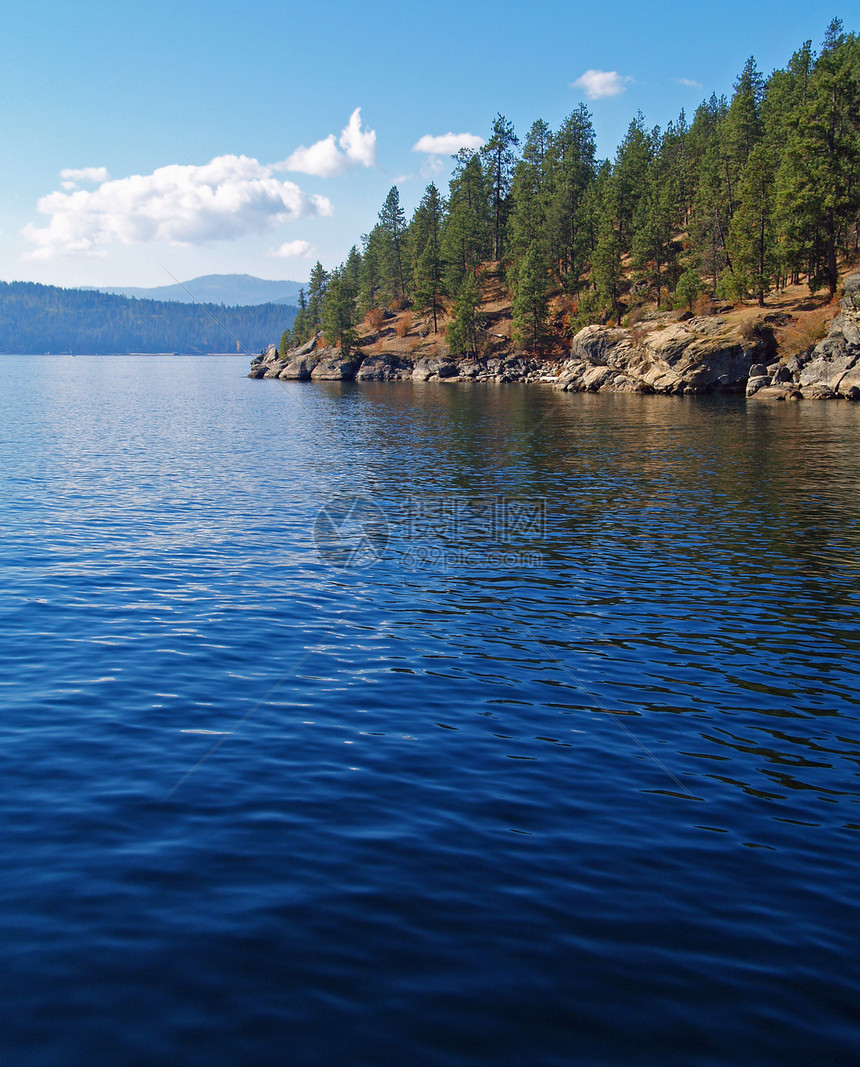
[23,155,332,260]
[339,108,376,168]
[59,166,110,183]
[571,69,632,100]
[282,108,376,178]
[412,132,484,155]
[678,77,704,89]
[270,239,313,258]
[282,134,343,179]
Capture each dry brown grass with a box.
[779,309,831,357]
[395,311,412,338]
[365,308,384,332]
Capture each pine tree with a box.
[305,262,329,337]
[409,183,446,333]
[729,143,778,305]
[592,164,624,320]
[378,186,408,304]
[508,120,550,259]
[446,273,482,357]
[632,131,679,306]
[512,245,550,352]
[481,114,520,261]
[292,287,309,345]
[761,41,814,148]
[674,269,704,312]
[776,21,860,294]
[359,226,387,312]
[321,251,360,356]
[661,110,693,230]
[442,150,491,294]
[689,95,733,292]
[545,106,597,287]
[723,57,764,171]
[612,114,653,251]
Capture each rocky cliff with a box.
[745,274,860,401]
[553,315,764,395]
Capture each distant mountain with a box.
[0,280,295,354]
[87,273,304,307]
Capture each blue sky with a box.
[0,0,841,290]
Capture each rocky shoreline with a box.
[250,274,860,401]
[248,335,557,386]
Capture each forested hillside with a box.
[0,281,296,354]
[285,19,859,358]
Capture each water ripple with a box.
[0,358,859,1065]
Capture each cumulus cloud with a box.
[282,108,376,178]
[339,108,376,167]
[412,132,485,155]
[679,77,704,89]
[60,166,111,184]
[22,155,332,260]
[270,239,313,258]
[571,69,632,100]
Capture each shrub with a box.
[738,319,759,344]
[781,311,831,356]
[395,311,412,338]
[365,308,384,333]
[675,269,705,312]
[477,331,495,360]
[567,290,604,333]
[716,268,744,303]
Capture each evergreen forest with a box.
[285,20,859,358]
[0,281,296,355]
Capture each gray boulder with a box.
[557,319,756,395]
[355,354,414,381]
[278,353,320,380]
[310,348,360,380]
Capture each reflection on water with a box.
[0,357,859,1066]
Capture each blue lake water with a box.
[1,354,859,1065]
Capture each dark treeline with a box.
[285,19,859,357]
[0,281,296,354]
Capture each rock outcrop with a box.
[746,274,860,401]
[555,317,760,395]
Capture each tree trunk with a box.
[827,207,838,296]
